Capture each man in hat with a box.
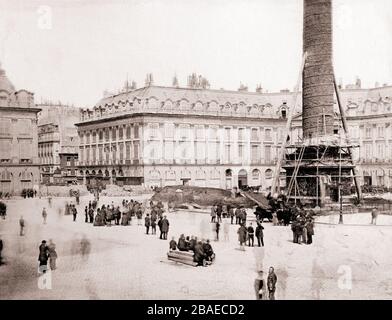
[267,266,278,300]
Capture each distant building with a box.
[37,103,79,184]
[0,64,41,195]
[76,80,392,190]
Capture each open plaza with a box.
[1,192,392,300]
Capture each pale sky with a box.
[0,0,391,107]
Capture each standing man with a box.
[145,214,151,235]
[371,207,378,225]
[267,266,278,300]
[19,216,25,236]
[72,205,78,222]
[161,216,169,240]
[247,222,255,247]
[42,208,48,224]
[158,216,163,239]
[237,224,247,251]
[306,217,314,244]
[235,207,241,225]
[216,204,222,223]
[255,222,264,247]
[84,206,89,223]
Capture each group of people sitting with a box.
[169,235,215,266]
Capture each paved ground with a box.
[1,195,392,300]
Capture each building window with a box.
[377,126,385,138]
[165,124,174,139]
[196,126,205,139]
[99,130,103,142]
[119,143,124,161]
[265,129,272,141]
[92,132,96,143]
[134,125,139,139]
[133,142,139,159]
[209,127,218,140]
[238,144,244,161]
[251,145,260,163]
[112,127,117,140]
[365,127,372,139]
[251,128,259,141]
[225,144,231,163]
[265,145,271,163]
[126,126,131,139]
[119,127,123,140]
[149,123,159,139]
[225,128,231,141]
[105,128,110,141]
[238,128,244,141]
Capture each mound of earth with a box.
[151,185,256,208]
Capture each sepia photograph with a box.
[0,0,392,303]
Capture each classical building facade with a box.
[37,103,79,184]
[76,82,392,190]
[0,64,41,195]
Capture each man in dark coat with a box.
[193,241,205,266]
[145,214,151,234]
[189,236,197,252]
[115,207,121,225]
[161,216,169,240]
[38,240,49,272]
[267,267,278,300]
[158,217,163,239]
[177,234,187,251]
[169,237,177,251]
[235,207,241,224]
[202,240,215,262]
[84,206,89,223]
[216,204,222,223]
[229,207,235,224]
[151,214,157,234]
[306,218,314,244]
[237,224,247,250]
[255,222,264,247]
[72,205,77,222]
[247,222,255,247]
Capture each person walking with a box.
[371,207,378,225]
[72,205,78,222]
[42,208,48,224]
[145,214,151,235]
[247,222,255,247]
[19,216,25,236]
[47,239,58,270]
[84,206,89,223]
[161,216,169,240]
[215,221,220,241]
[255,222,265,247]
[267,266,278,300]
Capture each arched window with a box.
[265,169,273,179]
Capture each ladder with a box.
[286,145,306,201]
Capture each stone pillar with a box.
[303,0,334,138]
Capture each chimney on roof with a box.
[355,77,361,89]
[238,83,248,92]
[256,84,263,93]
[172,74,179,88]
[145,73,154,87]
